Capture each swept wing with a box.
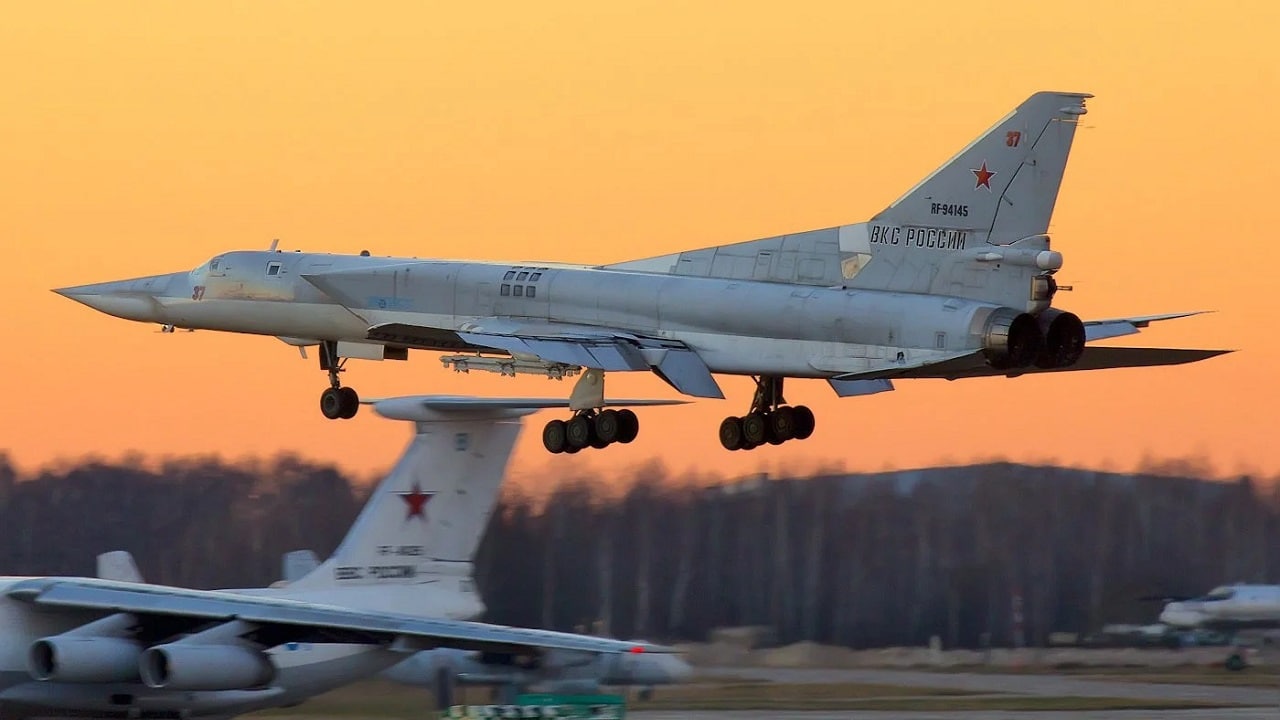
[8,578,669,655]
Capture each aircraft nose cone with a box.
[54,274,178,323]
[661,654,694,683]
[1159,602,1202,628]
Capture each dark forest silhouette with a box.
[0,453,1274,649]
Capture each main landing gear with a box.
[541,368,641,454]
[318,341,359,420]
[542,408,640,454]
[719,376,814,451]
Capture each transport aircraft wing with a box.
[6,578,671,656]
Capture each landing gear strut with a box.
[542,369,640,454]
[719,376,814,451]
[318,341,359,420]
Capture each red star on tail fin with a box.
[398,483,434,520]
[971,161,997,190]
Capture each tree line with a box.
[0,453,1276,649]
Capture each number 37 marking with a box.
[1005,131,1022,148]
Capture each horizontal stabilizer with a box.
[1027,347,1230,373]
[894,346,1230,381]
[1084,312,1209,342]
[828,378,895,398]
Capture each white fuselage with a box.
[76,250,1015,379]
[1160,585,1280,630]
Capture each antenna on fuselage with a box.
[268,238,279,252]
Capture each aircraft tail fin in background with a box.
[282,397,534,597]
[281,550,320,584]
[96,551,144,583]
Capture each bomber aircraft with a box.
[57,91,1226,454]
[0,396,672,720]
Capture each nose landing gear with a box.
[719,376,814,451]
[318,341,359,420]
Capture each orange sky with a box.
[2,1,1276,484]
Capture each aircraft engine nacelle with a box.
[139,644,275,691]
[979,307,1042,370]
[28,636,142,683]
[538,679,604,694]
[1035,309,1086,368]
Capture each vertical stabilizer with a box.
[839,91,1091,305]
[96,551,144,583]
[282,398,534,611]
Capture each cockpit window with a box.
[1202,587,1236,602]
[210,258,221,271]
[266,262,282,277]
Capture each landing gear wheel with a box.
[719,417,744,451]
[338,387,359,419]
[320,387,345,420]
[616,409,640,444]
[792,405,815,439]
[768,406,796,442]
[594,409,621,444]
[741,413,767,446]
[543,419,568,454]
[566,415,594,450]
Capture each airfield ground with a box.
[256,652,1280,720]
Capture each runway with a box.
[632,711,1278,720]
[620,666,1280,719]
[698,666,1280,706]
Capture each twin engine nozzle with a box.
[982,307,1085,371]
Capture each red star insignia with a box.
[972,161,996,190]
[398,483,434,521]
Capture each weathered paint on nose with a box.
[53,272,186,324]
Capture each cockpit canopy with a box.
[1200,586,1237,602]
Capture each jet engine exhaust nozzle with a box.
[982,308,1041,370]
[1035,310,1086,369]
[140,644,274,691]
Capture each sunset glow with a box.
[3,1,1275,483]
